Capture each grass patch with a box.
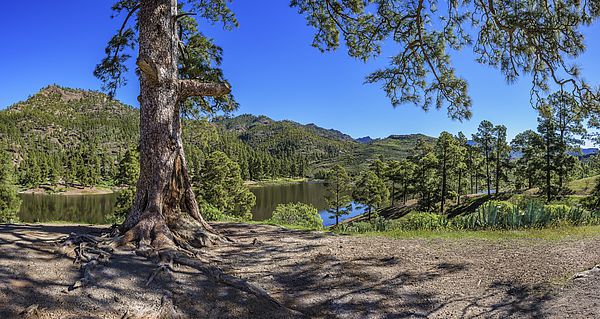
[568,175,600,195]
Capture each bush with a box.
[269,202,323,229]
[337,221,376,233]
[106,187,135,224]
[0,153,21,223]
[0,209,19,224]
[452,201,600,230]
[390,212,448,231]
[200,202,226,221]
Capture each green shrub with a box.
[269,202,323,229]
[390,212,448,231]
[200,202,226,221]
[337,221,376,233]
[453,201,600,230]
[0,153,21,224]
[336,199,600,234]
[487,200,516,212]
[106,187,134,224]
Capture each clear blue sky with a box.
[1,1,599,144]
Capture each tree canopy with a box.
[291,0,600,119]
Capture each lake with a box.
[17,182,364,226]
[250,181,365,226]
[18,193,118,224]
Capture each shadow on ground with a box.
[0,223,297,318]
[213,223,557,318]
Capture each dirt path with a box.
[1,223,600,318]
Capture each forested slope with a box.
[0,85,434,188]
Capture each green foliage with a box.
[116,149,139,186]
[269,202,323,229]
[339,200,600,234]
[335,213,389,233]
[105,149,139,224]
[0,86,138,188]
[353,170,389,219]
[106,187,135,224]
[198,202,226,221]
[292,0,599,119]
[0,151,20,223]
[391,212,449,231]
[324,164,352,225]
[585,177,600,210]
[410,139,439,210]
[196,151,256,220]
[452,201,599,230]
[536,91,587,200]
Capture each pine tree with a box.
[353,170,389,221]
[511,130,544,190]
[547,91,586,192]
[324,164,352,226]
[492,125,510,194]
[110,149,141,224]
[435,132,463,212]
[116,149,140,187]
[0,151,21,223]
[455,132,468,204]
[473,121,495,195]
[197,151,256,220]
[411,139,439,211]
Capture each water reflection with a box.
[18,182,364,226]
[249,182,364,226]
[18,193,117,224]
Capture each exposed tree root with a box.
[54,224,300,315]
[573,264,600,280]
[20,304,41,319]
[121,292,185,319]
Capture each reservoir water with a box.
[18,182,364,226]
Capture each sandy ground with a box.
[1,223,600,318]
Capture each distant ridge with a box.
[356,136,373,144]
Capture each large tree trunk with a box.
[120,0,227,250]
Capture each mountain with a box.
[581,148,599,157]
[356,136,374,144]
[1,85,438,186]
[212,114,358,160]
[1,85,139,161]
[213,114,436,173]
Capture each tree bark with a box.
[120,0,229,250]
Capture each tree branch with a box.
[178,80,231,99]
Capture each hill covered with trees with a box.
[0,85,434,189]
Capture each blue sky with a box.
[1,1,599,145]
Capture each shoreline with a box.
[244,177,312,187]
[19,186,114,196]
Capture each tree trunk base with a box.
[55,223,292,314]
[118,211,227,258]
